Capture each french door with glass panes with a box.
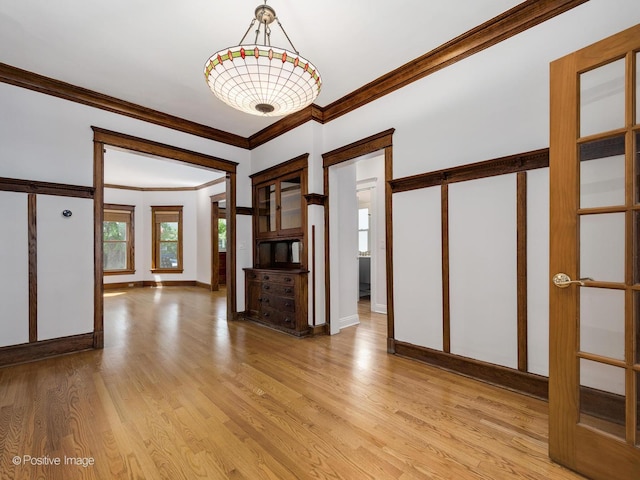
[549,23,640,479]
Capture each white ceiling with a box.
[0,0,522,138]
[104,147,225,188]
[1,1,524,187]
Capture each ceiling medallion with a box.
[204,2,322,117]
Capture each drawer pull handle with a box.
[263,312,270,318]
[284,277,292,282]
[285,302,292,307]
[263,275,270,280]
[263,285,270,290]
[284,288,292,294]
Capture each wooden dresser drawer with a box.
[243,268,308,336]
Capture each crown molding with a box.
[0,1,587,150]
[0,63,249,149]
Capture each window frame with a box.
[103,204,135,275]
[151,205,184,274]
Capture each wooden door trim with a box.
[93,129,239,334]
[322,129,395,342]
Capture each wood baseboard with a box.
[104,281,144,290]
[142,280,197,288]
[104,281,212,290]
[309,324,327,336]
[0,333,94,368]
[393,340,549,400]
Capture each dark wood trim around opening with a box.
[322,129,395,335]
[93,128,239,335]
[93,127,238,173]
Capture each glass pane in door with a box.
[280,177,301,230]
[636,52,640,125]
[257,184,276,233]
[579,136,625,208]
[579,358,626,440]
[580,288,625,360]
[580,213,625,282]
[636,132,640,204]
[580,58,625,137]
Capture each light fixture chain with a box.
[275,17,299,54]
[238,18,256,45]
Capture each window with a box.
[218,218,227,252]
[103,204,135,275]
[151,206,183,273]
[358,207,370,256]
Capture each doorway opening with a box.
[92,127,238,348]
[322,129,395,343]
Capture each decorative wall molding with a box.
[0,333,94,368]
[0,177,95,198]
[390,148,549,193]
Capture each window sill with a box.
[104,269,136,276]
[150,269,184,274]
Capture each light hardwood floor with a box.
[0,287,585,479]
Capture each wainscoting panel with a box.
[0,191,29,347]
[392,187,443,351]
[37,195,94,341]
[449,174,518,369]
[526,168,550,376]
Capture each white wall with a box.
[393,187,443,350]
[0,192,29,347]
[103,188,200,284]
[37,195,94,340]
[329,162,359,333]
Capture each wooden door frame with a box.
[211,193,227,291]
[549,23,640,478]
[322,129,394,347]
[92,127,239,346]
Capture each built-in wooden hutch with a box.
[244,154,309,336]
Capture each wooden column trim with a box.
[384,146,395,353]
[227,173,237,320]
[517,172,528,372]
[441,184,451,353]
[93,141,104,348]
[28,194,37,343]
[211,201,220,291]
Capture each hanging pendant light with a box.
[204,2,322,117]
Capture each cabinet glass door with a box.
[257,183,276,233]
[280,176,301,230]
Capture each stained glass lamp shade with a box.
[204,3,322,117]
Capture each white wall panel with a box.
[37,195,94,340]
[527,169,550,376]
[449,175,517,368]
[0,191,29,347]
[393,188,443,350]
